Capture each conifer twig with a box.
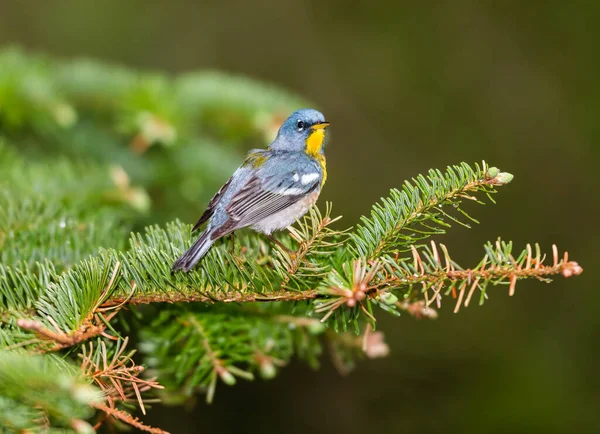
[102,288,320,307]
[80,338,163,414]
[314,242,582,322]
[16,318,106,351]
[351,163,514,260]
[92,403,168,434]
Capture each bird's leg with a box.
[264,233,296,259]
[229,232,236,255]
[228,232,246,267]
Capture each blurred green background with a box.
[0,1,598,433]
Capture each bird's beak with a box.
[311,122,330,130]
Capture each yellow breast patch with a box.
[306,129,325,157]
[305,129,327,186]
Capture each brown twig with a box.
[314,243,582,320]
[376,243,583,313]
[102,288,319,307]
[16,318,105,351]
[92,402,168,434]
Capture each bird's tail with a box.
[172,230,214,272]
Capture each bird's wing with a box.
[192,176,233,232]
[191,150,268,232]
[211,166,321,238]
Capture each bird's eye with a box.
[296,120,305,131]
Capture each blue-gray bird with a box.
[172,108,330,272]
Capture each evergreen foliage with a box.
[0,351,101,433]
[0,49,582,433]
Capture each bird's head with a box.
[270,108,330,156]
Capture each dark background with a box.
[1,1,598,433]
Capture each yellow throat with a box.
[305,127,328,186]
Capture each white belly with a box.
[250,191,319,235]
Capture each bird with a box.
[172,108,330,272]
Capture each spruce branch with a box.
[312,241,582,329]
[0,144,584,432]
[1,164,583,350]
[349,162,513,260]
[141,310,263,402]
[139,306,325,402]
